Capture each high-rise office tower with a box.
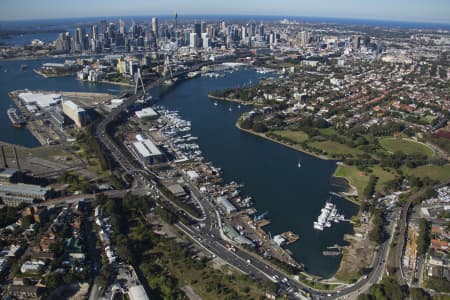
[119,19,126,35]
[201,20,206,34]
[194,22,201,35]
[352,35,360,49]
[250,23,256,37]
[91,25,98,40]
[241,26,247,41]
[74,27,86,52]
[152,17,159,38]
[189,32,198,48]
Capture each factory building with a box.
[0,183,51,207]
[61,100,88,128]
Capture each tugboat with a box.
[7,108,25,128]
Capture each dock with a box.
[280,231,300,245]
[323,250,341,256]
[256,219,271,227]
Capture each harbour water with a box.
[0,59,358,277]
[0,59,126,147]
[153,69,359,277]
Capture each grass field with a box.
[372,167,397,193]
[379,137,435,158]
[318,128,338,137]
[335,164,370,196]
[402,164,450,182]
[335,165,398,196]
[308,140,362,156]
[271,130,309,144]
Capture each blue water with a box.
[153,69,358,277]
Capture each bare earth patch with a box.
[335,218,376,282]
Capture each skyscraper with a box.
[119,19,126,35]
[352,35,361,49]
[201,20,206,34]
[192,22,200,36]
[74,27,86,52]
[190,33,199,48]
[152,17,159,38]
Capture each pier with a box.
[280,231,300,245]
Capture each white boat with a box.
[313,222,324,231]
[228,107,232,112]
[298,160,302,168]
[214,102,218,106]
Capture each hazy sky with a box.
[1,0,449,23]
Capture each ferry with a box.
[7,108,26,128]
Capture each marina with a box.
[313,201,346,231]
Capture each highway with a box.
[91,64,398,300]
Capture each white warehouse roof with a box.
[135,107,158,119]
[133,139,162,158]
[19,92,62,108]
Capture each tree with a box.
[416,218,430,256]
[21,215,34,229]
[408,288,431,300]
[252,122,268,133]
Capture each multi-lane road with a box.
[92,65,398,300]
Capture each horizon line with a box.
[1,13,450,26]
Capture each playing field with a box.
[308,140,362,156]
[271,130,309,144]
[379,137,435,157]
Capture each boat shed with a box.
[216,196,237,214]
[132,138,163,164]
[135,107,158,119]
[223,224,254,246]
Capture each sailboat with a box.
[298,160,302,168]
[228,106,232,112]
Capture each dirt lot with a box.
[0,142,88,178]
[335,218,376,282]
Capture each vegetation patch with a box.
[270,130,309,144]
[379,137,435,158]
[308,140,362,156]
[335,164,370,196]
[402,164,450,182]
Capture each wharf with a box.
[323,250,341,256]
[256,219,271,227]
[280,231,300,245]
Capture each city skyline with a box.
[1,0,450,24]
